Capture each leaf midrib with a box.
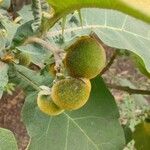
[64,112,99,150]
[47,24,150,41]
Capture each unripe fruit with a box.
[18,53,31,66]
[144,118,150,136]
[37,94,64,116]
[51,78,91,110]
[65,36,106,79]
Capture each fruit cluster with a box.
[37,36,106,116]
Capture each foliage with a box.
[0,0,150,150]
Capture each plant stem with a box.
[25,37,65,73]
[107,83,150,95]
[100,51,117,75]
[25,37,62,53]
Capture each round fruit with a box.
[18,53,31,66]
[51,78,91,110]
[65,36,106,79]
[37,94,64,116]
[144,118,150,136]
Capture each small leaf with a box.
[22,77,125,150]
[0,128,18,150]
[11,21,35,47]
[133,120,150,150]
[0,62,8,99]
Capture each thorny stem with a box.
[25,37,65,73]
[107,83,150,95]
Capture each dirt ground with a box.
[0,48,150,150]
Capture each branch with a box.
[25,37,65,73]
[100,51,117,75]
[25,37,62,53]
[107,83,150,95]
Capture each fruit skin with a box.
[144,118,150,136]
[65,36,106,79]
[17,53,31,66]
[37,94,64,116]
[51,78,91,110]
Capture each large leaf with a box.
[0,128,18,150]
[22,77,125,150]
[48,8,150,72]
[0,62,8,99]
[46,0,150,24]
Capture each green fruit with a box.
[51,78,91,110]
[65,36,106,79]
[37,94,64,116]
[131,53,150,78]
[18,53,31,66]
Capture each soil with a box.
[0,90,29,150]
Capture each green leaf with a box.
[0,17,19,47]
[122,124,133,145]
[18,5,33,24]
[0,0,11,10]
[48,8,150,73]
[22,77,125,150]
[11,21,35,47]
[46,0,150,24]
[0,128,18,150]
[131,53,150,78]
[133,120,150,150]
[0,33,6,50]
[14,65,53,91]
[0,62,8,99]
[16,44,50,67]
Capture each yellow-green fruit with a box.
[37,94,64,116]
[65,36,106,79]
[51,78,91,110]
[18,53,31,66]
[144,118,150,136]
